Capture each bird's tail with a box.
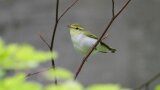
[98,42,116,53]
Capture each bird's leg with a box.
[102,33,109,40]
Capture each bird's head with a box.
[68,23,84,31]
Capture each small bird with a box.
[68,23,116,55]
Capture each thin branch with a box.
[114,0,131,18]
[26,67,52,77]
[50,0,80,84]
[58,0,80,21]
[49,0,59,85]
[50,0,59,50]
[102,33,109,40]
[50,0,80,50]
[134,72,160,90]
[27,0,80,84]
[112,0,115,17]
[74,0,131,79]
[39,34,50,48]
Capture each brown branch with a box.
[102,33,109,40]
[50,0,59,51]
[50,0,80,51]
[39,34,50,48]
[58,0,80,21]
[28,0,80,84]
[74,0,131,79]
[49,0,59,85]
[50,0,80,50]
[112,0,115,17]
[26,0,80,82]
[134,72,160,90]
[50,0,80,84]
[26,67,52,77]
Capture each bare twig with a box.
[39,34,50,48]
[102,33,109,40]
[26,67,52,77]
[58,0,80,21]
[134,72,160,90]
[50,0,59,51]
[49,0,81,84]
[48,0,60,84]
[26,0,80,84]
[112,0,115,17]
[50,0,80,50]
[74,0,131,79]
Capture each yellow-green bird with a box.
[68,23,116,54]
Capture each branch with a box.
[26,0,80,82]
[58,0,80,21]
[50,0,80,50]
[134,72,160,90]
[48,0,59,84]
[26,67,52,77]
[50,0,80,84]
[74,0,131,79]
[50,0,59,51]
[39,34,50,48]
[102,33,109,40]
[112,0,115,17]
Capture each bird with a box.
[68,23,116,55]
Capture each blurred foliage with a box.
[155,85,160,90]
[0,74,42,90]
[86,84,130,90]
[45,81,83,90]
[0,69,5,79]
[45,67,73,80]
[1,37,158,90]
[0,38,57,69]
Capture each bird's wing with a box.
[84,31,98,39]
[100,42,116,53]
[84,31,116,53]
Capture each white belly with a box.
[71,34,97,54]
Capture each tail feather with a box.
[98,42,116,53]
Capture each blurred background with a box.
[0,0,160,89]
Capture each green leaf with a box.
[0,37,58,70]
[13,44,57,61]
[45,67,73,80]
[20,82,42,90]
[87,84,130,90]
[0,73,42,90]
[1,74,25,90]
[0,38,4,50]
[63,80,83,90]
[155,85,160,90]
[0,69,5,79]
[45,80,83,90]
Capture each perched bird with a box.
[68,23,116,55]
